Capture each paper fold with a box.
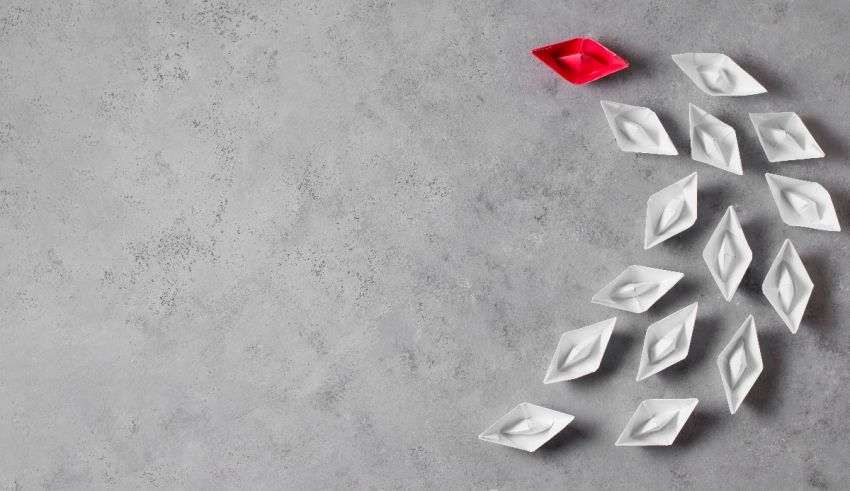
[717,315,763,414]
[592,266,684,313]
[673,53,766,96]
[703,206,752,301]
[636,303,698,381]
[689,104,742,174]
[479,403,575,452]
[544,318,617,383]
[762,239,813,334]
[765,173,840,231]
[601,101,678,155]
[750,113,824,162]
[644,172,698,249]
[615,398,698,446]
[532,38,629,85]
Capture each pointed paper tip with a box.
[750,113,771,125]
[729,401,739,415]
[479,432,499,442]
[685,301,699,315]
[688,102,704,116]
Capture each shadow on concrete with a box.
[650,277,700,314]
[826,187,850,236]
[537,419,596,454]
[590,38,656,88]
[654,108,689,155]
[733,53,791,99]
[639,407,722,455]
[801,251,836,335]
[674,407,722,448]
[744,330,786,415]
[802,115,849,162]
[736,123,772,176]
[737,217,773,302]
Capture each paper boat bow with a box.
[533,38,628,85]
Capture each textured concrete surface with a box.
[1,1,849,489]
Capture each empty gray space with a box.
[1,1,848,489]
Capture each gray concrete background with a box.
[1,1,849,489]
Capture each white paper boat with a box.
[717,315,763,414]
[636,303,698,381]
[615,398,698,446]
[702,206,752,301]
[765,173,840,231]
[672,53,766,96]
[750,113,824,162]
[544,318,616,384]
[762,239,813,334]
[644,172,698,249]
[689,104,742,174]
[601,101,678,155]
[592,266,684,313]
[479,403,575,452]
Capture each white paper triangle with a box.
[601,101,678,155]
[672,53,766,96]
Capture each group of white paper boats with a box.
[480,53,840,452]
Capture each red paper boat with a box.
[532,38,629,85]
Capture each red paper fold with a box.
[532,38,629,85]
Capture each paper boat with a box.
[615,398,698,446]
[672,53,766,96]
[762,239,813,334]
[532,37,629,85]
[601,101,678,155]
[750,113,824,162]
[717,315,763,414]
[765,173,840,231]
[592,266,684,313]
[703,206,752,301]
[644,172,698,249]
[544,318,616,384]
[689,104,742,174]
[479,403,575,452]
[636,303,698,381]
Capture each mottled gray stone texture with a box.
[1,1,849,489]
